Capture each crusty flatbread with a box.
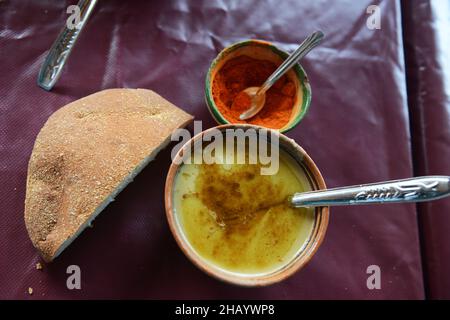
[24,88,193,261]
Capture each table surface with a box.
[0,0,436,299]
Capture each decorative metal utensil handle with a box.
[37,0,98,91]
[290,176,450,207]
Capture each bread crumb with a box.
[36,262,43,270]
[28,287,33,295]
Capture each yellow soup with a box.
[173,148,315,274]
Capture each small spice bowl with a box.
[205,40,312,133]
[165,124,329,286]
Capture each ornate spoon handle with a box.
[258,31,324,95]
[37,0,98,91]
[290,176,450,207]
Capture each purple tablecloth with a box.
[0,0,428,299]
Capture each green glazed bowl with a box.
[205,39,312,133]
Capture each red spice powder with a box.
[211,55,296,129]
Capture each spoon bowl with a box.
[236,87,265,120]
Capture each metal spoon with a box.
[239,31,324,120]
[289,176,450,207]
[211,176,450,228]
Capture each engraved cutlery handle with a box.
[258,30,324,95]
[290,176,450,207]
[37,0,98,91]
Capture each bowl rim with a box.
[164,123,329,286]
[204,39,312,133]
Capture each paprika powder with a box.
[212,55,296,129]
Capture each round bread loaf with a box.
[24,88,193,261]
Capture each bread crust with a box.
[24,88,193,261]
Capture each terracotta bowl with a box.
[165,124,329,286]
[205,40,312,133]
